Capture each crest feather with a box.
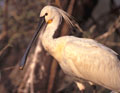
[55,7,84,33]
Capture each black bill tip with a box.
[19,66,24,70]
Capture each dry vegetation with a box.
[0,0,120,93]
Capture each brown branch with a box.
[18,67,31,93]
[104,42,120,47]
[0,0,9,41]
[47,59,58,93]
[61,0,76,36]
[0,32,7,41]
[1,66,16,71]
[89,25,96,33]
[0,44,9,56]
[55,0,61,7]
[95,16,120,40]
[3,0,8,32]
[18,39,43,93]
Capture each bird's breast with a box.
[51,41,66,62]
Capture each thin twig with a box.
[1,66,16,71]
[18,40,43,93]
[89,25,96,33]
[104,42,120,47]
[95,16,120,40]
[0,44,10,56]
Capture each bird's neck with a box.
[41,16,61,53]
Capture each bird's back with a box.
[54,36,120,92]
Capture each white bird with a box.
[19,5,120,93]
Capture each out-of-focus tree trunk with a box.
[73,0,98,23]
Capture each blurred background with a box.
[0,0,120,93]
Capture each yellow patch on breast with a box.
[53,43,65,62]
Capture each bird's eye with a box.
[45,13,48,16]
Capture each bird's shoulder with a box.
[63,37,120,61]
[65,37,117,54]
[63,38,101,53]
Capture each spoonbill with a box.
[19,5,120,93]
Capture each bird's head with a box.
[40,5,61,24]
[19,5,82,70]
[19,5,62,70]
[39,5,83,33]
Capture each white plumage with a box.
[20,5,120,92]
